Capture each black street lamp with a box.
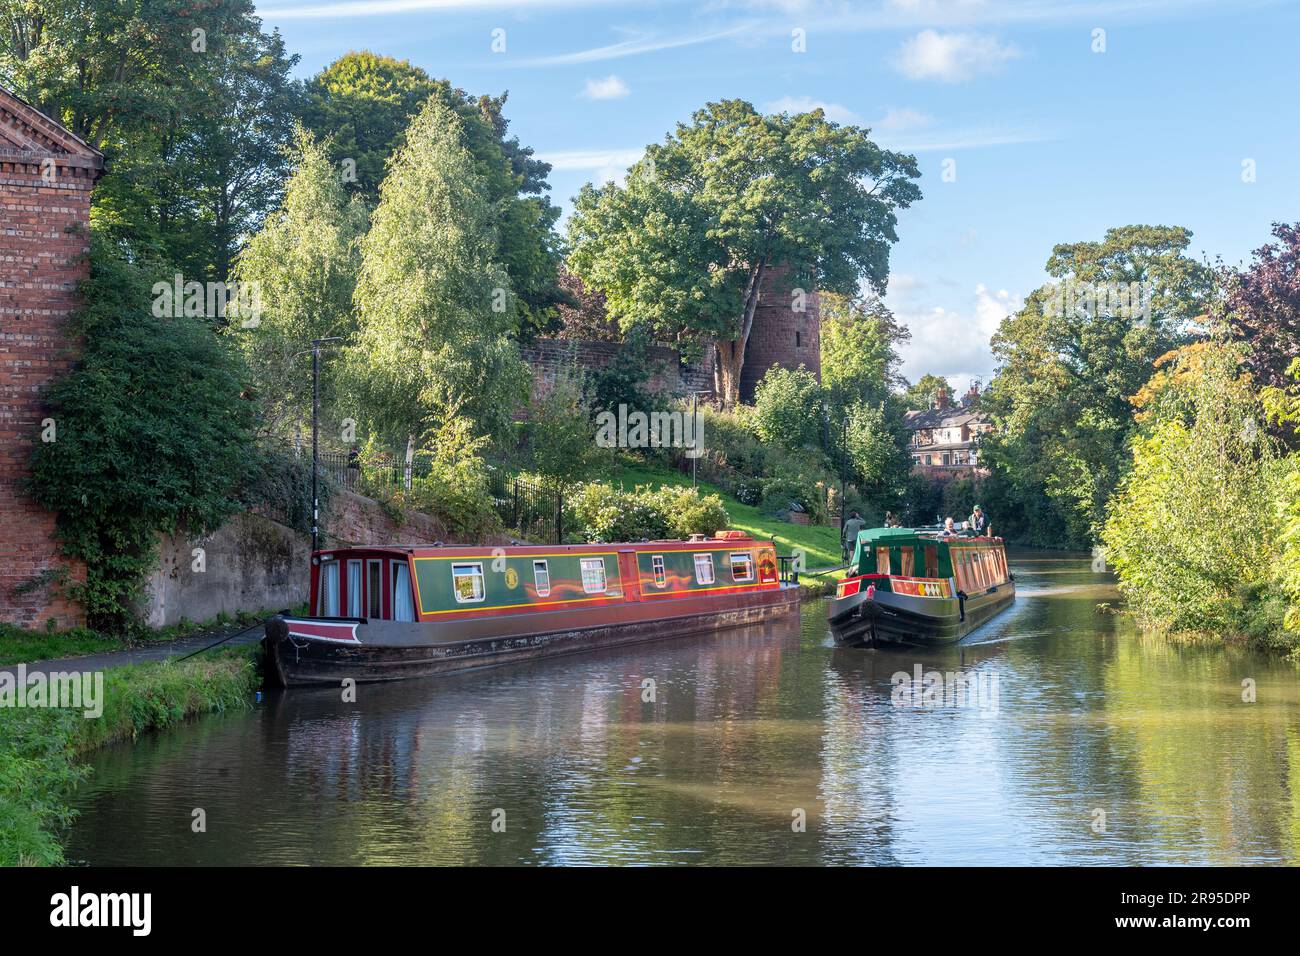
[309,337,341,556]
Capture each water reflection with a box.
[65,551,1300,865]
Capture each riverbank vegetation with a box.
[0,651,260,866]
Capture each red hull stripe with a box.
[285,619,360,643]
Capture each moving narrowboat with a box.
[827,527,1014,647]
[264,533,800,687]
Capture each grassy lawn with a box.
[606,457,847,577]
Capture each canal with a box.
[65,551,1300,865]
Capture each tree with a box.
[342,97,527,449]
[903,374,952,411]
[1102,338,1290,641]
[1,0,302,277]
[1223,222,1300,391]
[820,292,909,409]
[983,225,1213,546]
[305,51,563,336]
[231,127,368,435]
[751,365,824,452]
[523,373,601,489]
[567,100,921,408]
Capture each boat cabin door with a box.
[618,551,642,602]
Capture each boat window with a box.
[652,555,667,588]
[730,552,754,582]
[953,550,968,591]
[581,557,608,594]
[875,547,890,576]
[693,553,716,585]
[321,561,340,616]
[451,562,485,603]
[347,560,362,617]
[533,559,551,597]
[925,546,938,578]
[393,561,417,620]
[367,560,382,618]
[901,548,915,577]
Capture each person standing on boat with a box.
[841,511,865,562]
[968,505,987,535]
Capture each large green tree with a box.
[342,97,527,448]
[820,291,909,409]
[231,127,369,435]
[567,100,921,408]
[983,225,1213,546]
[0,0,302,278]
[304,51,563,336]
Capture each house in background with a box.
[904,383,992,480]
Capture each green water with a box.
[64,551,1300,865]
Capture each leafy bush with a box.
[752,365,824,452]
[27,238,254,631]
[570,483,729,542]
[392,418,503,540]
[647,486,730,538]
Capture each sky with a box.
[254,0,1299,392]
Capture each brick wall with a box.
[739,263,822,402]
[519,338,716,403]
[0,89,103,628]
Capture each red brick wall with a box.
[0,150,99,628]
[739,263,821,403]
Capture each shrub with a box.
[570,483,729,542]
[752,365,824,452]
[392,417,503,540]
[27,238,254,631]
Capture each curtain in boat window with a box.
[347,561,362,616]
[321,562,340,616]
[392,562,416,621]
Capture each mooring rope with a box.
[170,618,270,665]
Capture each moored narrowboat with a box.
[264,533,800,687]
[827,527,1014,647]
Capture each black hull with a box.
[828,581,1015,647]
[264,586,801,687]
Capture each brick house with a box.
[904,384,993,480]
[0,86,104,628]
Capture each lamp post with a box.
[309,337,341,556]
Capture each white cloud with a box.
[875,107,933,131]
[535,147,644,184]
[763,96,860,124]
[583,75,630,99]
[894,29,1020,82]
[888,275,1020,385]
[519,25,751,66]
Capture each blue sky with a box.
[255,0,1299,391]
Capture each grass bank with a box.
[0,610,269,668]
[0,650,260,866]
[606,458,847,594]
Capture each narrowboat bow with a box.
[264,533,800,687]
[827,527,1014,647]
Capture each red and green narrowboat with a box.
[263,533,800,687]
[827,527,1014,647]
